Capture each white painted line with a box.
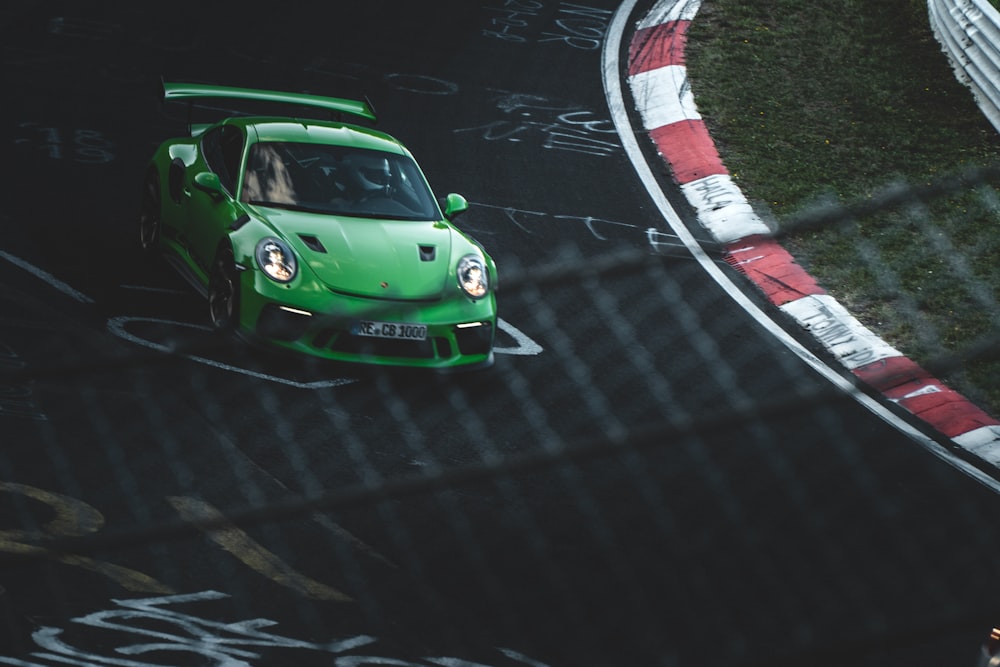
[0,249,94,304]
[494,318,544,356]
[106,316,356,389]
[604,0,1000,493]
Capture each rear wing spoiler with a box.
[161,80,377,128]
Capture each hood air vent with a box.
[418,245,436,262]
[299,234,327,253]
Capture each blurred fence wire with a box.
[1,164,999,667]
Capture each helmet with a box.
[354,154,391,194]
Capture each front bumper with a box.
[238,269,496,369]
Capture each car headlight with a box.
[457,254,488,298]
[256,237,297,283]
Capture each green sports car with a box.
[140,82,496,370]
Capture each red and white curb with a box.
[625,0,1000,467]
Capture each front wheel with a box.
[208,247,240,331]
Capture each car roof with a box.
[228,117,410,156]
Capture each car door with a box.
[182,124,245,278]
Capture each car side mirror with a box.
[193,172,225,200]
[442,193,469,220]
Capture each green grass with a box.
[685,0,1000,417]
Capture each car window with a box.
[241,141,441,221]
[242,143,296,205]
[202,125,244,195]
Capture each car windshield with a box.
[241,141,441,221]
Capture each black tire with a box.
[208,246,240,331]
[139,170,161,252]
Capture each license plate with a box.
[353,320,427,341]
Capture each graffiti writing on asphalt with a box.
[482,1,612,50]
[47,16,118,41]
[305,58,467,97]
[0,342,47,421]
[38,15,197,83]
[455,93,619,157]
[470,201,642,242]
[167,496,355,602]
[14,123,115,164]
[47,15,200,54]
[0,483,172,594]
[0,483,356,598]
[467,201,686,257]
[482,0,544,43]
[0,590,552,667]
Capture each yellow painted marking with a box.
[168,496,353,602]
[0,482,173,593]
